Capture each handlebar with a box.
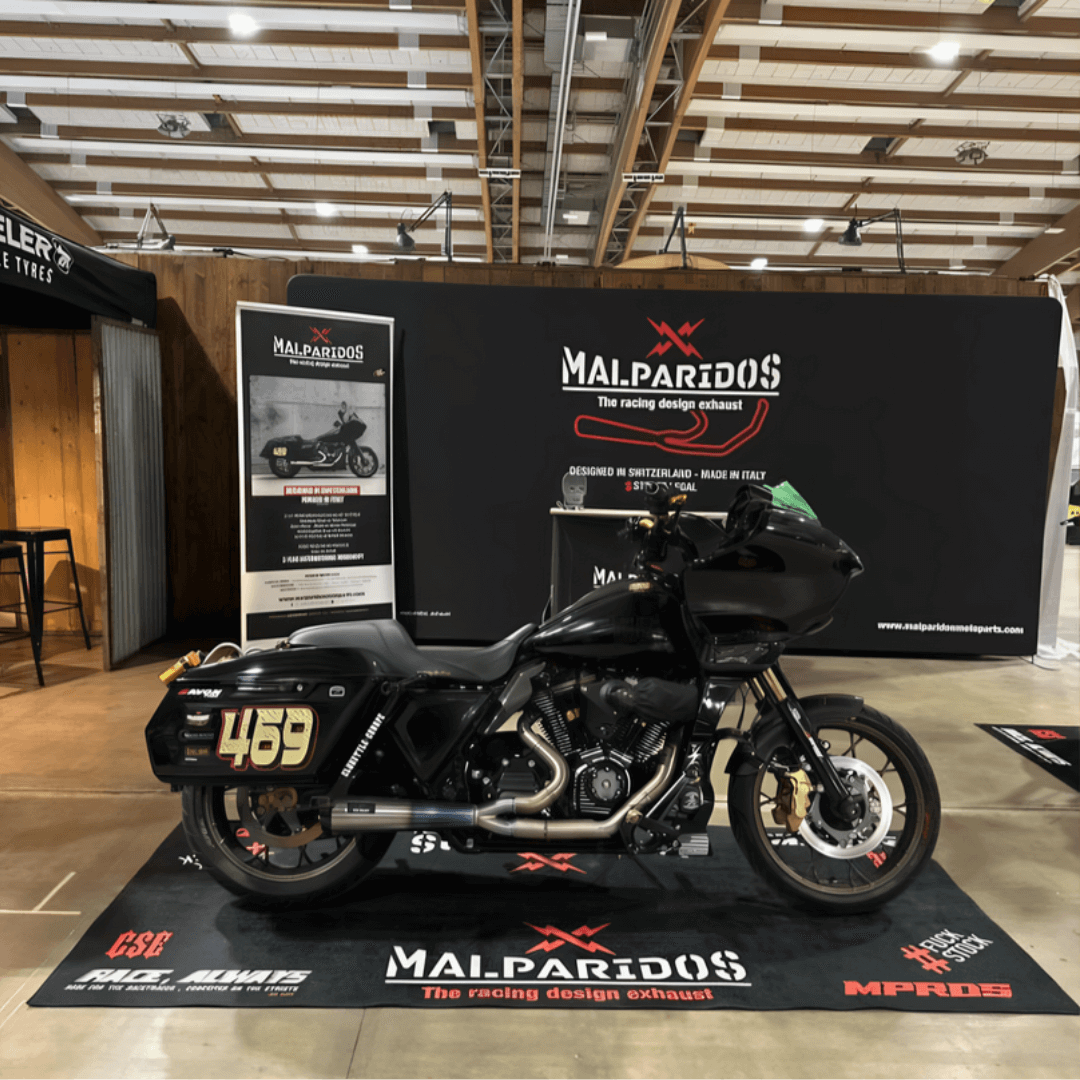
[621,483,700,573]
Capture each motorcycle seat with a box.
[287,619,537,684]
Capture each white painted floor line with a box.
[32,871,76,911]
[0,872,81,915]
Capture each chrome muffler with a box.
[327,714,677,841]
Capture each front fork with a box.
[748,665,860,823]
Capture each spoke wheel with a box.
[348,446,378,478]
[182,784,392,906]
[269,456,300,479]
[728,704,939,913]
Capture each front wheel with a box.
[181,784,392,906]
[727,703,939,913]
[348,445,378,478]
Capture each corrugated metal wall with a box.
[97,321,166,665]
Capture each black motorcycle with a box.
[147,483,940,913]
[259,417,378,479]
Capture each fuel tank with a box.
[527,577,696,671]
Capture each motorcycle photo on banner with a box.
[235,302,394,648]
[149,481,941,915]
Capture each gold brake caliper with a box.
[772,770,813,833]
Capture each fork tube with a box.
[754,665,857,820]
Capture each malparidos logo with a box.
[561,316,781,394]
[384,921,749,1003]
[273,326,364,362]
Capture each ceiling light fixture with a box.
[314,202,336,217]
[750,257,768,270]
[955,141,990,166]
[838,208,906,273]
[351,244,370,255]
[395,190,453,260]
[229,11,259,37]
[803,218,825,232]
[156,113,190,139]
[929,41,960,63]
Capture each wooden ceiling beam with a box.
[635,225,1025,248]
[26,153,480,181]
[512,0,523,262]
[0,21,466,49]
[0,141,100,246]
[26,94,474,122]
[688,175,1080,200]
[704,43,1077,76]
[692,82,1080,114]
[680,146,1073,176]
[991,205,1080,278]
[590,0,683,266]
[466,0,493,261]
[611,0,734,266]
[0,57,472,87]
[7,122,482,155]
[680,115,1080,146]
[86,207,487,230]
[643,201,1059,227]
[719,1,1078,36]
[94,232,490,256]
[56,181,485,208]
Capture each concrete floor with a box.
[0,554,1076,1079]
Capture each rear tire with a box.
[727,703,939,914]
[181,784,393,907]
[269,456,301,479]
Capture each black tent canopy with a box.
[0,202,156,328]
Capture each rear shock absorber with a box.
[533,685,574,758]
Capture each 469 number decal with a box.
[216,707,317,771]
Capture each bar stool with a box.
[0,528,92,681]
[0,541,44,686]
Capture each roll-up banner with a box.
[236,302,394,648]
[288,277,1061,657]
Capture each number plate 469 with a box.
[217,706,317,770]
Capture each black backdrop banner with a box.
[0,201,156,326]
[287,277,1060,655]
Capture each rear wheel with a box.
[728,703,939,913]
[269,456,301,479]
[181,784,392,906]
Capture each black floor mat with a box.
[30,826,1077,1014]
[976,724,1080,791]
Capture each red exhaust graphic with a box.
[574,399,769,458]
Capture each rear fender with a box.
[725,693,865,776]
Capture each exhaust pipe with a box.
[327,714,677,841]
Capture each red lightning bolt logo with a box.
[646,317,704,359]
[524,923,615,955]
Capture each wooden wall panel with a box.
[4,330,101,633]
[110,253,1049,635]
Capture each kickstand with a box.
[625,847,668,890]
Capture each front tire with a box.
[269,456,301,479]
[727,703,939,914]
[348,446,378,478]
[181,784,392,906]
